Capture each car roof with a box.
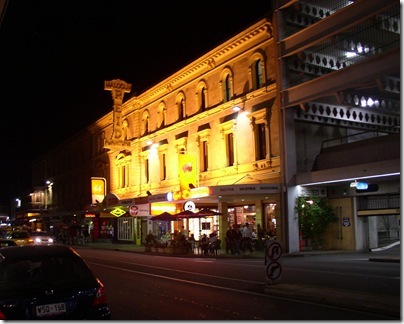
[0,245,80,261]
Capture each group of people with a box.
[200,231,221,255]
[225,223,265,255]
[176,227,221,255]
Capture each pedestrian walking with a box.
[226,226,234,254]
[242,222,254,254]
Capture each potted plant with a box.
[295,196,337,250]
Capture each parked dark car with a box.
[0,245,111,320]
[0,239,17,248]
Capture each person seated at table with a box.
[200,234,209,255]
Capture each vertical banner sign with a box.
[178,153,197,199]
[104,79,132,144]
[91,177,106,204]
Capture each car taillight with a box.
[92,278,108,306]
[0,309,6,320]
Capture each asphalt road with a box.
[73,243,401,318]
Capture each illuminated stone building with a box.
[89,18,281,245]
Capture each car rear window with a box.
[0,255,95,290]
[11,232,30,239]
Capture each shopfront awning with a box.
[150,212,177,222]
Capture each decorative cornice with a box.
[124,19,272,108]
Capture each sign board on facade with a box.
[91,177,106,204]
[148,193,171,203]
[210,184,281,196]
[129,204,150,216]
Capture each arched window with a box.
[116,153,131,189]
[196,80,208,112]
[253,59,263,89]
[141,110,150,136]
[224,75,231,102]
[250,53,266,90]
[220,68,233,103]
[122,119,129,140]
[157,102,166,129]
[175,92,186,121]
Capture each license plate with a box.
[36,302,66,316]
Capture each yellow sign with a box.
[91,177,106,204]
[190,186,210,198]
[110,207,126,217]
[178,153,197,199]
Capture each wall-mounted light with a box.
[189,183,196,189]
[349,180,368,190]
[232,106,242,112]
[146,139,153,146]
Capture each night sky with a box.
[0,0,273,205]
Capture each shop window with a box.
[117,217,134,241]
[264,203,277,238]
[228,205,257,228]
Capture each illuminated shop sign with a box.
[148,193,172,203]
[91,177,106,204]
[128,204,150,216]
[190,187,210,198]
[110,207,126,217]
[150,204,177,214]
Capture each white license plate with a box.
[36,302,66,316]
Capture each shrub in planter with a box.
[295,196,337,248]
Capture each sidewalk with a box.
[73,240,401,262]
